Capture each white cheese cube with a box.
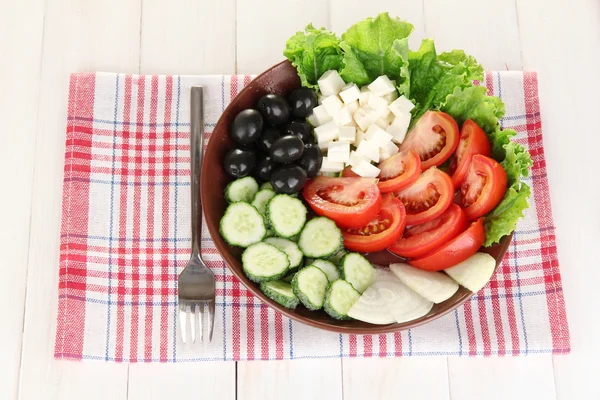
[368,94,389,115]
[307,113,319,127]
[389,95,416,117]
[383,91,399,103]
[338,126,356,143]
[365,125,393,148]
[368,75,396,96]
[333,107,353,126]
[339,83,361,104]
[356,140,380,162]
[380,141,399,160]
[320,156,344,173]
[346,100,359,114]
[322,95,344,116]
[327,141,350,163]
[359,87,371,106]
[386,112,395,124]
[310,105,332,126]
[353,106,378,131]
[317,141,329,151]
[318,70,346,97]
[349,150,369,167]
[351,161,381,178]
[386,113,411,144]
[355,129,367,146]
[374,117,389,129]
[314,120,339,143]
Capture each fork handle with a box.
[190,86,204,257]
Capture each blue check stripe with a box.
[67,115,217,128]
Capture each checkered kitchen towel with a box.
[55,71,570,362]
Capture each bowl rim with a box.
[201,60,512,334]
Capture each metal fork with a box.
[178,86,216,344]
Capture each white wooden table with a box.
[1,0,598,399]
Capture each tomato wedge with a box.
[388,204,467,259]
[409,218,485,271]
[377,150,421,193]
[394,167,453,226]
[303,177,382,229]
[460,154,507,220]
[341,166,359,177]
[400,110,460,170]
[343,195,406,253]
[448,120,492,188]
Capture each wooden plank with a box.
[423,0,522,70]
[17,0,141,398]
[236,0,330,74]
[448,356,556,399]
[0,1,45,399]
[128,363,236,400]
[343,358,450,400]
[517,0,600,399]
[237,359,343,400]
[140,0,236,75]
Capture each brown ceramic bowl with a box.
[201,60,512,334]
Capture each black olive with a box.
[284,121,314,143]
[270,135,304,164]
[223,148,256,178]
[230,109,263,145]
[257,94,290,126]
[298,144,323,178]
[255,156,277,181]
[270,165,308,194]
[256,127,282,153]
[288,87,318,118]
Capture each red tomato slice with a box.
[460,154,507,220]
[343,195,406,253]
[394,167,453,226]
[448,120,492,188]
[400,110,460,170]
[409,218,485,271]
[377,150,421,193]
[303,177,382,229]
[341,166,359,177]
[388,204,467,259]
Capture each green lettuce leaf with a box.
[341,13,413,93]
[283,24,343,88]
[488,127,516,161]
[339,42,371,86]
[483,182,531,247]
[501,141,533,187]
[441,86,505,133]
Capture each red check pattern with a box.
[55,71,569,362]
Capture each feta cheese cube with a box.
[338,126,356,143]
[314,120,339,143]
[351,161,381,178]
[310,105,332,126]
[380,141,399,160]
[383,91,399,103]
[389,95,416,117]
[386,112,395,124]
[327,141,350,163]
[320,156,344,173]
[307,113,319,127]
[359,87,371,106]
[365,125,393,148]
[339,83,361,104]
[346,100,359,114]
[355,129,367,146]
[356,140,380,162]
[368,94,390,115]
[318,70,346,97]
[317,141,329,151]
[374,117,389,129]
[386,113,411,144]
[368,75,396,96]
[349,150,369,167]
[333,107,353,126]
[322,95,344,116]
[353,106,378,131]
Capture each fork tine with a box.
[207,300,215,342]
[190,304,197,344]
[198,302,205,343]
[179,303,188,344]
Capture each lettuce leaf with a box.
[339,42,371,86]
[283,24,343,88]
[483,182,531,247]
[441,86,505,133]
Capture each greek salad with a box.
[218,13,532,324]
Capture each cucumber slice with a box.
[390,263,459,304]
[444,252,496,293]
[263,237,303,270]
[291,265,329,310]
[327,249,348,266]
[340,253,375,293]
[260,181,274,191]
[311,259,340,282]
[324,280,361,320]
[298,217,343,258]
[266,194,307,238]
[220,202,266,248]
[373,269,433,323]
[225,176,259,203]
[348,285,396,324]
[251,189,276,216]
[260,280,299,309]
[242,242,289,282]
